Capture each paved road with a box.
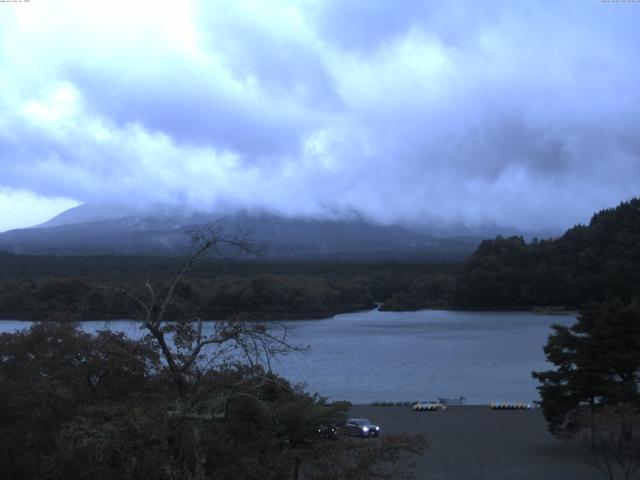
[349,405,602,480]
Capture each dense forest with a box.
[453,198,640,309]
[0,254,455,320]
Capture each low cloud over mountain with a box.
[1,1,639,232]
[0,203,481,259]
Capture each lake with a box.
[0,309,576,404]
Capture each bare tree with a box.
[113,225,297,392]
[111,225,305,479]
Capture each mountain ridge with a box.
[0,203,482,260]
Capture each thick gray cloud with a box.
[0,0,639,232]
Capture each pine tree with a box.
[533,300,640,435]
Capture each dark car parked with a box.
[317,424,337,439]
[346,418,380,437]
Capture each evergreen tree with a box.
[533,300,640,435]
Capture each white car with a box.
[346,418,380,437]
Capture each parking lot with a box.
[349,405,601,480]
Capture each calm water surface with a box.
[0,309,576,404]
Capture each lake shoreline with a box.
[0,305,376,322]
[0,309,367,323]
[0,304,579,322]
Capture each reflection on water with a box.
[0,309,576,404]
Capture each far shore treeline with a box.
[0,198,638,320]
[0,256,454,320]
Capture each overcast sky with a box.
[0,0,639,233]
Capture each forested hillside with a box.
[453,198,640,308]
[0,255,454,320]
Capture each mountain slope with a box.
[0,204,481,259]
